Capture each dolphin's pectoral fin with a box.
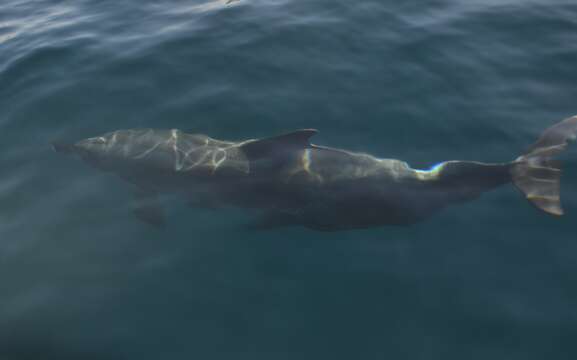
[132,191,166,228]
[240,129,318,160]
[187,195,222,210]
[244,211,300,231]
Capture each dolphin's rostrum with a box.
[54,116,577,231]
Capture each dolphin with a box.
[53,115,577,231]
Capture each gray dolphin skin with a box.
[54,115,577,231]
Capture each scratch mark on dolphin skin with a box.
[107,132,118,152]
[133,142,162,159]
[415,162,445,181]
[285,149,324,184]
[98,129,251,175]
[211,148,227,174]
[187,151,211,169]
[170,129,182,171]
[301,149,323,183]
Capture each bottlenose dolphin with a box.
[54,115,577,231]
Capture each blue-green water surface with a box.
[2,0,577,359]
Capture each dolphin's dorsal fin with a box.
[240,129,318,160]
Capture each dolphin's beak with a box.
[51,141,76,154]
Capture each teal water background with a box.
[2,0,577,359]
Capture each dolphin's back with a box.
[259,144,416,187]
[307,146,414,183]
[96,129,251,176]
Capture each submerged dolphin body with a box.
[54,116,577,231]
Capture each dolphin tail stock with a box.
[512,115,577,216]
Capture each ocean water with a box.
[2,0,577,359]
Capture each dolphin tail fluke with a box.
[512,115,577,216]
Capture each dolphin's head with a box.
[54,130,134,170]
[56,133,115,170]
[76,135,108,154]
[53,129,173,171]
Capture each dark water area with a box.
[2,0,577,359]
